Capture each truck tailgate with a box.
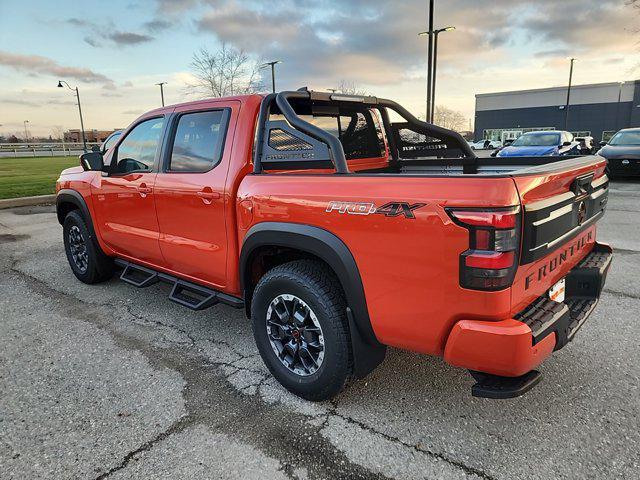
[510,155,609,314]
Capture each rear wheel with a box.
[251,260,352,401]
[63,210,113,284]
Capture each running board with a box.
[169,280,218,310]
[120,263,159,288]
[114,259,244,311]
[469,370,542,399]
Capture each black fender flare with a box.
[240,222,386,377]
[56,189,98,240]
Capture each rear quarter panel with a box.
[237,174,520,355]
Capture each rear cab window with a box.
[167,110,230,173]
[267,106,387,169]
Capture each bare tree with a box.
[51,125,65,142]
[335,80,368,96]
[433,105,467,131]
[186,44,264,98]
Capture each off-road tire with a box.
[251,259,353,401]
[63,210,114,284]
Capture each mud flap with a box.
[346,307,386,379]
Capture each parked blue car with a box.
[497,131,580,157]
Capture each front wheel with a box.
[63,210,113,284]
[251,260,353,401]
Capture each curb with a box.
[0,194,56,210]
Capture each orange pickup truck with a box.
[56,90,612,400]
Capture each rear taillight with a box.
[447,206,521,291]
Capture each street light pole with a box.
[155,82,167,106]
[616,81,624,131]
[260,61,282,93]
[430,26,455,123]
[564,57,575,131]
[419,26,455,124]
[75,87,87,151]
[58,80,87,151]
[426,0,434,121]
[23,120,29,142]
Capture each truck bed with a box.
[365,155,601,177]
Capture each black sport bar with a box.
[275,90,350,173]
[253,90,475,174]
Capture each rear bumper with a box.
[444,242,612,377]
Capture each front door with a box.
[92,116,166,265]
[153,101,238,288]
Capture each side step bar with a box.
[114,259,244,311]
[120,263,159,288]
[469,370,542,399]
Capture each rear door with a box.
[153,100,238,289]
[510,156,609,313]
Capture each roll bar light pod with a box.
[252,89,476,174]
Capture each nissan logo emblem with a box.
[577,201,587,225]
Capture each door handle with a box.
[138,183,153,197]
[197,187,220,204]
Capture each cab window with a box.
[101,131,121,153]
[268,108,385,160]
[112,118,164,174]
[168,110,229,172]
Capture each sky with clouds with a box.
[0,0,638,137]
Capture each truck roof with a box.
[143,94,265,117]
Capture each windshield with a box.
[609,131,640,146]
[511,133,560,147]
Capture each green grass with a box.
[0,156,79,199]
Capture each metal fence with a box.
[0,142,100,158]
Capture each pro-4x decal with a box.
[326,201,426,219]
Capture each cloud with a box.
[522,0,635,51]
[194,0,521,87]
[154,0,199,14]
[534,48,572,58]
[0,50,113,85]
[66,17,156,47]
[144,19,172,32]
[84,36,101,48]
[122,109,144,115]
[108,32,154,46]
[46,99,77,106]
[0,98,40,107]
[191,0,637,90]
[66,17,92,27]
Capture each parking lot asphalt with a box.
[0,180,639,480]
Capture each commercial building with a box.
[474,80,640,143]
[64,129,120,143]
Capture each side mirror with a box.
[562,141,572,146]
[599,141,607,147]
[80,151,104,171]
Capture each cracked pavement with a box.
[1,180,639,479]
